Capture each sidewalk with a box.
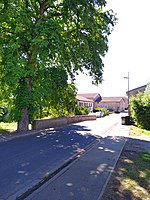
[25,124,130,200]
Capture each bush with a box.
[0,106,13,123]
[130,93,150,130]
[74,105,90,115]
[93,107,109,116]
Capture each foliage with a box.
[0,105,12,122]
[44,83,77,118]
[74,105,90,115]
[130,93,150,130]
[0,92,12,122]
[0,0,116,130]
[93,107,109,116]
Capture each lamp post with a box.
[124,72,130,116]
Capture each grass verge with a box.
[130,125,150,137]
[0,122,17,135]
[102,149,150,200]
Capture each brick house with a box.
[77,93,102,110]
[99,97,128,112]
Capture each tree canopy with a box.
[0,0,116,131]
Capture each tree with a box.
[49,83,77,117]
[130,92,150,130]
[0,0,116,131]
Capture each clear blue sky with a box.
[75,0,150,97]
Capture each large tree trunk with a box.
[17,108,29,131]
[17,76,32,131]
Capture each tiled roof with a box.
[78,93,98,99]
[101,97,127,103]
[78,93,102,102]
[128,85,147,93]
[76,95,93,102]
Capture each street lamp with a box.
[124,72,130,116]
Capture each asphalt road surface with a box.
[0,113,125,199]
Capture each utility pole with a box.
[124,72,130,116]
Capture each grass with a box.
[0,122,32,135]
[102,150,150,200]
[102,126,150,200]
[130,125,150,137]
[0,122,17,135]
[121,152,150,199]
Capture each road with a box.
[0,113,125,200]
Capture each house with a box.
[127,84,147,97]
[77,93,102,110]
[76,94,94,111]
[99,97,128,112]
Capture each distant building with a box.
[77,93,102,110]
[127,84,147,97]
[99,97,128,112]
[76,94,94,111]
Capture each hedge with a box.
[130,93,150,130]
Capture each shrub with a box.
[74,105,90,115]
[0,105,13,123]
[130,93,150,130]
[93,107,109,116]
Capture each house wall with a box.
[119,99,127,111]
[93,102,100,109]
[77,93,102,111]
[127,85,147,97]
[129,87,146,97]
[77,101,93,111]
[100,102,119,111]
[99,99,126,112]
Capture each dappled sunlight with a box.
[35,124,99,154]
[98,146,104,150]
[3,119,148,199]
[98,145,116,152]
[104,148,115,153]
[1,123,100,199]
[102,138,150,200]
[18,170,29,176]
[121,178,150,200]
[31,135,128,199]
[36,130,56,138]
[139,170,147,178]
[66,182,73,187]
[97,163,107,173]
[123,158,134,164]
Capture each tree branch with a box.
[39,1,47,16]
[4,0,8,10]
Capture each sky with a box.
[75,0,150,97]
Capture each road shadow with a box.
[0,123,100,200]
[24,136,128,200]
[34,123,101,152]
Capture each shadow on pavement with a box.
[101,137,150,200]
[0,123,100,200]
[25,136,127,200]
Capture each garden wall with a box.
[32,115,96,130]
